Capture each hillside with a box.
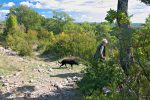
[0,46,84,100]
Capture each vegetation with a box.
[0,1,149,99]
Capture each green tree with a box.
[63,22,83,34]
[6,14,18,30]
[52,11,74,34]
[9,6,43,32]
[42,18,59,34]
[37,28,54,53]
[52,11,74,22]
[95,22,112,40]
[116,0,133,75]
[80,22,94,33]
[105,0,150,75]
[5,12,33,56]
[42,11,75,34]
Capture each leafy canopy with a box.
[9,5,43,32]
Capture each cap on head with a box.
[102,38,108,44]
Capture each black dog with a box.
[58,59,79,68]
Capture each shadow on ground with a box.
[50,72,83,79]
[17,85,35,93]
[0,85,83,100]
[52,67,67,69]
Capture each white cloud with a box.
[33,2,43,8]
[3,2,15,7]
[20,1,43,8]
[0,10,9,14]
[22,0,118,22]
[74,12,107,22]
[20,1,34,7]
[41,14,46,17]
[25,0,117,13]
[128,0,150,23]
[0,10,9,21]
[2,0,146,23]
[131,13,148,23]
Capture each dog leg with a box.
[65,64,67,68]
[59,64,63,68]
[71,64,73,69]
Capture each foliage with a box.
[63,22,83,34]
[47,32,97,60]
[52,11,74,22]
[37,28,54,53]
[5,14,34,56]
[78,15,150,99]
[1,4,150,99]
[6,27,32,56]
[42,18,58,33]
[105,9,117,23]
[47,11,74,34]
[123,15,150,99]
[132,15,150,62]
[9,5,43,32]
[77,59,128,99]
[105,9,131,25]
[80,22,95,33]
[6,14,18,30]
[27,29,38,44]
[95,22,112,40]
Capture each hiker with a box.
[94,38,108,61]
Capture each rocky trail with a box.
[0,46,84,100]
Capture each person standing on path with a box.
[94,38,108,61]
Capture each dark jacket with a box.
[94,43,105,59]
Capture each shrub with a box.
[6,31,32,56]
[37,28,54,53]
[5,25,32,56]
[47,32,97,60]
[63,22,83,34]
[77,59,124,95]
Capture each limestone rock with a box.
[54,82,63,90]
[2,82,9,87]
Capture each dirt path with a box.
[0,46,84,100]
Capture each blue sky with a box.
[0,0,150,23]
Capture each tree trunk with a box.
[117,0,132,75]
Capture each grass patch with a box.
[0,55,19,76]
[0,65,18,76]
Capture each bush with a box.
[77,59,124,95]
[47,32,97,60]
[63,22,83,34]
[6,31,32,56]
[77,19,150,99]
[37,28,54,53]
[5,26,32,56]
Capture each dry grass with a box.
[0,54,19,76]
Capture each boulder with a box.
[2,82,9,87]
[24,91,32,99]
[66,77,72,83]
[28,79,34,83]
[54,82,63,90]
[48,68,53,72]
